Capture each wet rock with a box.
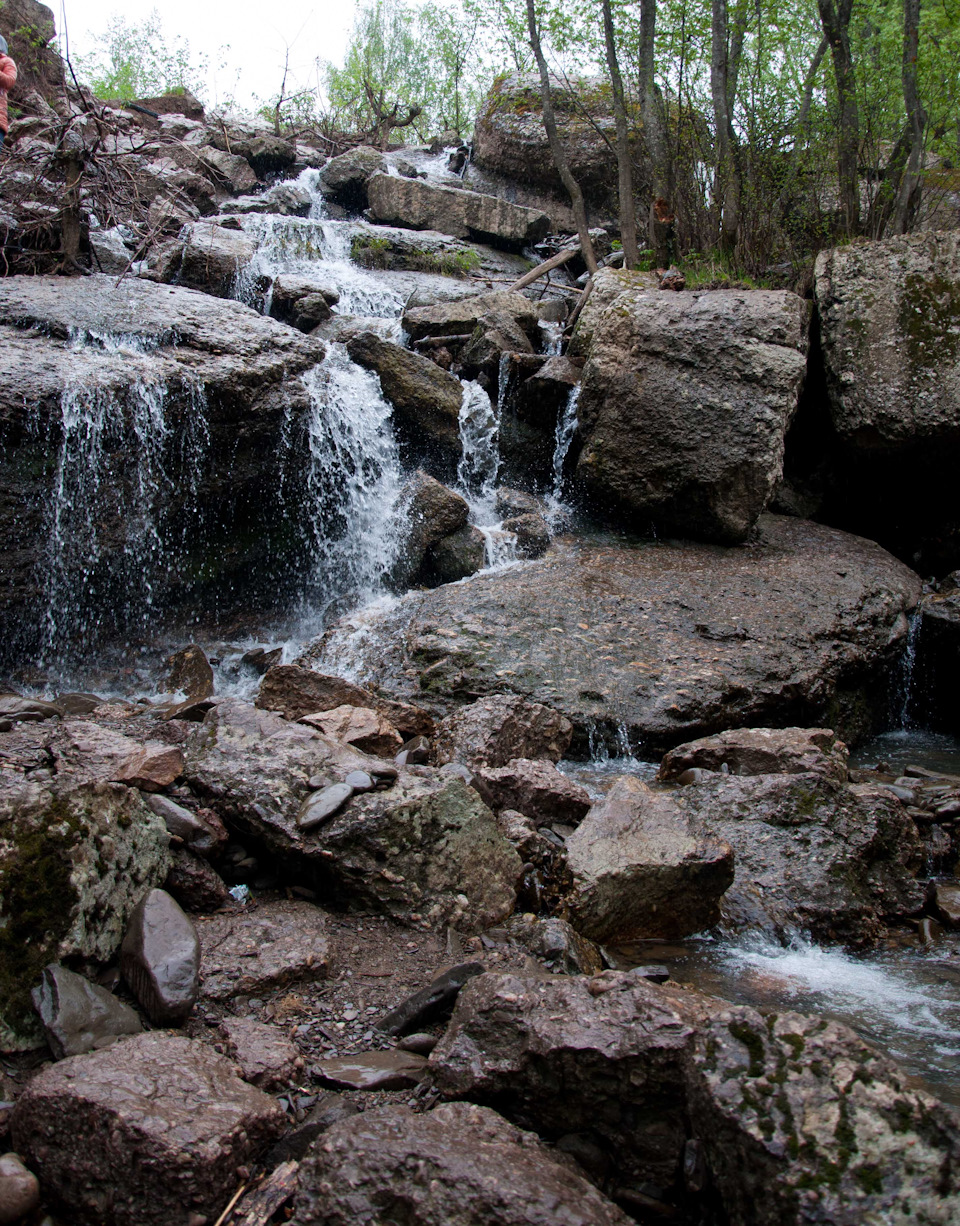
[375,962,485,1036]
[10,1032,284,1226]
[291,1102,633,1226]
[473,757,591,826]
[268,273,338,331]
[347,331,464,459]
[145,793,227,856]
[299,705,403,757]
[32,964,141,1059]
[0,696,60,724]
[112,745,184,792]
[660,725,850,784]
[398,735,431,765]
[197,144,258,193]
[54,692,102,715]
[195,901,331,1000]
[403,289,539,345]
[577,287,809,543]
[505,914,603,975]
[398,1033,438,1055]
[565,776,735,942]
[0,1153,39,1224]
[502,512,551,559]
[158,219,257,295]
[319,145,387,208]
[240,645,284,675]
[164,847,232,912]
[433,695,573,768]
[120,888,200,1024]
[394,470,470,587]
[933,882,960,928]
[210,130,297,179]
[568,267,660,358]
[0,781,170,1051]
[297,783,354,831]
[343,770,374,791]
[164,644,214,700]
[266,1095,360,1165]
[314,517,920,755]
[456,310,535,383]
[315,1050,428,1091]
[495,487,545,519]
[428,524,486,584]
[367,173,550,250]
[256,665,431,737]
[516,355,582,429]
[220,1016,302,1088]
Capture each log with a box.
[235,1161,300,1226]
[412,333,473,348]
[563,276,594,338]
[506,245,580,293]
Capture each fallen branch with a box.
[234,1161,300,1226]
[412,333,473,347]
[506,245,580,292]
[563,276,594,338]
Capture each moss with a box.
[351,234,481,278]
[0,797,82,1037]
[854,1164,884,1195]
[898,271,960,374]
[729,1020,766,1079]
[781,1032,806,1059]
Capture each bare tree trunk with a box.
[895,0,926,232]
[639,0,672,267]
[525,0,598,274]
[797,36,829,137]
[710,0,743,255]
[600,0,639,268]
[817,0,861,234]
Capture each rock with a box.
[89,224,132,274]
[397,735,431,765]
[319,145,387,207]
[10,1032,284,1226]
[256,665,431,737]
[197,144,258,193]
[31,964,141,1059]
[394,470,469,587]
[312,517,920,756]
[164,847,232,912]
[195,900,331,1000]
[54,692,102,715]
[346,331,464,459]
[112,745,184,792]
[145,793,227,856]
[472,758,590,826]
[933,882,960,928]
[0,781,170,1051]
[348,221,531,281]
[157,219,257,295]
[268,273,339,331]
[299,705,404,757]
[501,512,550,559]
[297,782,355,831]
[660,726,849,783]
[398,1033,437,1055]
[403,289,540,344]
[433,695,573,768]
[568,266,659,357]
[0,1153,39,1225]
[576,287,810,543]
[211,132,296,179]
[428,524,487,584]
[375,962,485,1036]
[265,1095,360,1165]
[315,1051,428,1091]
[164,644,215,699]
[120,888,200,1024]
[667,771,925,943]
[505,914,604,975]
[367,173,550,250]
[240,646,284,675]
[428,970,960,1221]
[456,310,535,383]
[219,1017,302,1088]
[0,696,60,724]
[290,1102,633,1226]
[495,487,545,519]
[564,776,735,942]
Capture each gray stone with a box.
[403,289,539,344]
[32,965,141,1060]
[197,145,258,193]
[89,225,132,274]
[565,776,735,942]
[428,524,486,584]
[394,470,470,587]
[298,783,355,831]
[195,900,331,1001]
[145,793,226,856]
[502,512,551,559]
[367,173,550,249]
[577,286,810,543]
[158,220,257,295]
[315,1050,428,1091]
[319,146,387,207]
[120,888,200,1023]
[660,725,850,784]
[10,1032,285,1226]
[433,695,573,768]
[473,758,591,826]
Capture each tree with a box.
[600,0,640,267]
[817,0,861,233]
[76,9,207,102]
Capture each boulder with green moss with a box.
[0,780,171,1050]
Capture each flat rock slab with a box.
[196,901,331,1001]
[10,1031,284,1226]
[220,1016,303,1088]
[314,1050,428,1091]
[312,516,920,754]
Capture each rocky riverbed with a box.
[2,4,960,1223]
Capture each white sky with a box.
[57,0,358,110]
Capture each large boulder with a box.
[308,516,920,756]
[0,779,170,1050]
[256,664,431,737]
[0,275,326,670]
[429,971,960,1222]
[659,725,850,783]
[367,173,550,250]
[196,146,259,195]
[403,290,539,344]
[568,266,660,357]
[473,758,591,826]
[319,145,387,208]
[433,695,573,767]
[565,776,735,942]
[10,1032,285,1226]
[576,287,810,542]
[291,1102,633,1226]
[184,700,521,928]
[346,331,464,459]
[157,219,257,295]
[393,469,470,588]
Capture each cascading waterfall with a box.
[548,384,580,520]
[457,379,517,569]
[895,609,922,727]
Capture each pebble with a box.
[398,1032,438,1055]
[344,771,374,792]
[0,1152,40,1224]
[298,783,354,831]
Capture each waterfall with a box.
[895,609,922,728]
[548,384,580,518]
[456,379,518,570]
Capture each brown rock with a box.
[505,915,604,975]
[164,644,214,700]
[0,1153,40,1225]
[290,1102,633,1226]
[315,1050,427,1091]
[660,726,849,784]
[394,470,470,588]
[112,745,185,791]
[120,888,200,1023]
[219,1017,303,1089]
[299,705,403,757]
[164,847,232,913]
[565,776,735,942]
[933,882,960,928]
[10,1032,284,1226]
[32,964,141,1060]
[433,695,572,768]
[257,665,431,737]
[473,757,590,826]
[195,901,331,1001]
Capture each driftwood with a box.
[506,245,580,293]
[563,276,594,337]
[412,333,473,348]
[233,1162,300,1226]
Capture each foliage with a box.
[351,232,482,275]
[75,8,208,103]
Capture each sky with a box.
[57,0,358,110]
